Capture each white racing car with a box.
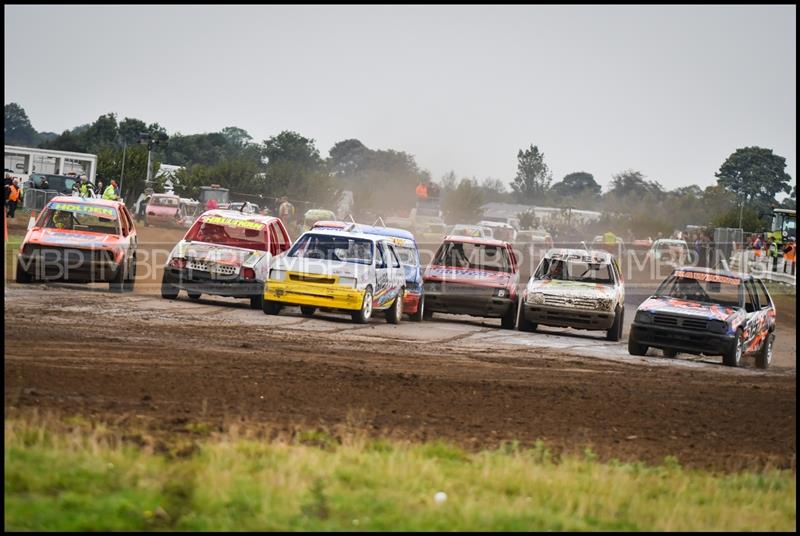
[519,248,626,341]
[263,226,407,323]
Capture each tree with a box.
[5,102,39,146]
[606,170,663,200]
[328,138,370,178]
[517,209,537,229]
[118,117,147,145]
[550,172,601,199]
[96,144,159,202]
[82,113,120,153]
[510,144,552,203]
[221,126,253,149]
[715,147,793,207]
[711,207,764,233]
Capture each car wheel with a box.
[410,294,424,322]
[300,306,316,316]
[249,293,263,309]
[664,348,678,358]
[606,305,624,341]
[755,332,774,370]
[422,306,434,321]
[15,258,32,284]
[188,292,202,301]
[352,287,373,324]
[500,300,517,330]
[386,289,403,324]
[160,272,179,299]
[722,329,744,367]
[518,312,537,332]
[109,263,126,293]
[262,299,281,315]
[628,337,648,356]
[123,256,136,292]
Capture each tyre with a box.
[409,294,424,322]
[188,292,202,301]
[606,305,624,341]
[122,256,136,292]
[160,272,179,299]
[755,332,774,370]
[518,311,537,332]
[262,299,280,315]
[663,348,678,358]
[15,258,32,284]
[351,287,373,324]
[386,289,403,324]
[500,301,517,329]
[722,329,744,367]
[628,337,648,356]
[300,306,316,316]
[109,263,126,293]
[250,293,263,310]
[422,307,434,321]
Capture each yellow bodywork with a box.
[264,272,365,310]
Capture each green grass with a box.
[4,418,796,531]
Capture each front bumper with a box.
[629,323,734,356]
[423,282,512,318]
[163,268,263,297]
[18,247,121,282]
[523,304,615,330]
[264,279,365,310]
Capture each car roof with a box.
[301,228,386,242]
[443,235,508,247]
[199,209,278,225]
[356,225,416,242]
[48,196,126,209]
[673,266,751,281]
[544,248,613,262]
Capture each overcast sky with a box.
[4,5,796,193]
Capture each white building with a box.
[4,145,97,183]
[481,202,602,228]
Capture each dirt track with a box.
[5,281,796,472]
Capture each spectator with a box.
[415,181,428,200]
[102,180,120,200]
[41,177,50,190]
[206,197,219,211]
[783,239,796,276]
[278,196,295,228]
[137,194,151,222]
[7,178,21,218]
[95,180,104,196]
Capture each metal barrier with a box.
[22,189,61,212]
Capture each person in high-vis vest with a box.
[603,231,617,244]
[783,239,796,276]
[103,180,120,200]
[767,237,779,272]
[52,210,72,229]
[77,176,92,198]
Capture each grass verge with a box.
[4,417,795,531]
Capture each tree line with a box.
[5,102,794,234]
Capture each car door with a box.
[385,242,405,301]
[750,279,776,352]
[373,241,390,308]
[742,280,762,351]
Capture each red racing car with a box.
[15,196,138,292]
[422,235,520,328]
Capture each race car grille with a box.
[289,273,336,285]
[23,245,114,264]
[543,295,598,309]
[187,260,237,276]
[652,313,708,331]
[425,282,493,296]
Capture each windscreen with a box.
[433,241,511,273]
[535,256,614,284]
[200,189,229,203]
[152,196,179,207]
[288,233,373,265]
[186,216,269,251]
[395,246,419,266]
[654,271,742,308]
[41,201,119,234]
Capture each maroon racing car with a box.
[422,235,520,328]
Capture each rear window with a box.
[185,216,269,251]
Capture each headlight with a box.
[494,288,508,298]
[634,310,652,324]
[597,298,613,311]
[269,269,286,281]
[528,292,545,305]
[339,276,357,288]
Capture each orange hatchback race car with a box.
[15,196,138,292]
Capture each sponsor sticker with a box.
[201,216,266,230]
[674,270,740,285]
[49,202,116,218]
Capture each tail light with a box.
[148,211,155,216]
[169,257,186,270]
[242,267,256,280]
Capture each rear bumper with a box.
[630,323,734,356]
[264,279,365,310]
[523,304,615,330]
[163,268,262,297]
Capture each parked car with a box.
[519,248,626,341]
[448,224,494,239]
[422,235,520,328]
[161,210,292,308]
[15,196,138,292]
[263,227,407,323]
[646,239,690,271]
[628,267,776,368]
[302,208,338,231]
[478,220,517,242]
[228,201,261,215]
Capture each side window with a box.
[387,244,401,268]
[267,224,278,256]
[275,222,290,252]
[375,242,386,268]
[744,281,758,313]
[119,210,129,236]
[755,279,772,309]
